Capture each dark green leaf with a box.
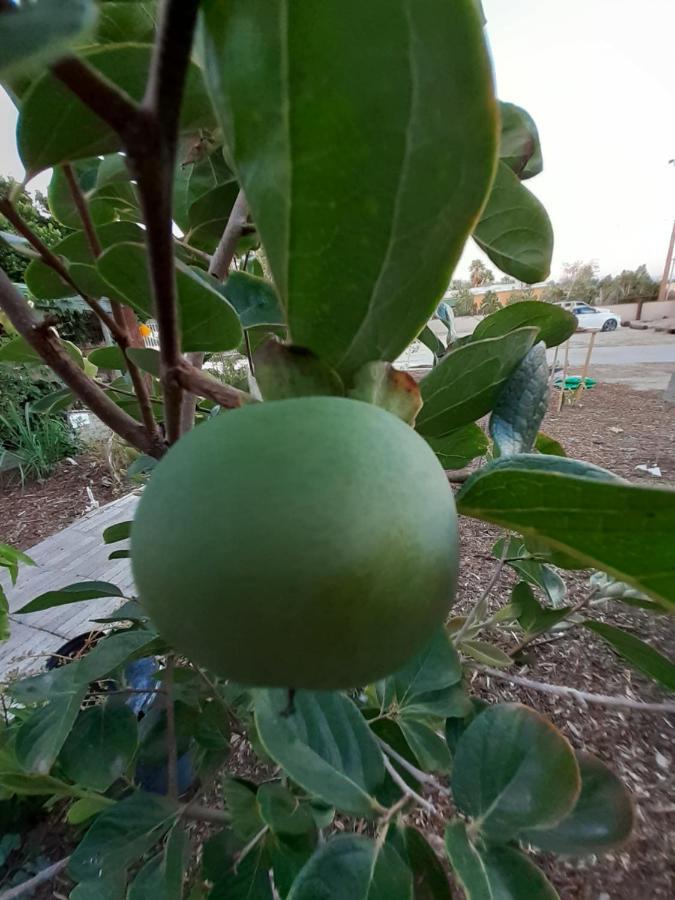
[98,243,242,352]
[202,0,497,376]
[68,792,175,884]
[473,162,553,283]
[471,300,576,349]
[88,345,127,371]
[520,752,634,855]
[103,520,131,543]
[399,720,451,774]
[31,387,76,415]
[0,585,9,642]
[425,424,488,470]
[126,347,161,377]
[70,873,125,900]
[452,703,579,841]
[490,342,549,456]
[584,621,675,692]
[17,580,123,614]
[0,0,96,80]
[287,835,411,900]
[444,821,491,899]
[416,328,538,437]
[535,432,566,457]
[186,181,239,252]
[254,338,344,401]
[67,796,112,824]
[127,823,187,900]
[0,771,81,798]
[25,221,144,300]
[258,783,316,837]
[493,540,567,607]
[223,777,264,842]
[18,44,214,174]
[0,336,41,364]
[459,640,513,668]
[499,101,543,180]
[384,629,462,708]
[397,826,453,900]
[349,363,422,426]
[15,684,88,773]
[511,582,570,636]
[402,683,473,719]
[59,704,138,791]
[254,689,385,818]
[219,270,284,328]
[417,326,445,361]
[96,2,156,45]
[480,845,559,899]
[0,543,35,585]
[457,454,675,610]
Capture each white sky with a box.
[1,0,674,282]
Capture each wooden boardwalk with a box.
[0,492,139,680]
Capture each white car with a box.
[559,301,621,332]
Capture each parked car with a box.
[558,301,621,332]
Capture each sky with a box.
[1,0,674,283]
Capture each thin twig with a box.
[383,756,435,813]
[475,666,675,714]
[378,738,450,795]
[454,543,509,646]
[180,802,231,826]
[0,196,122,340]
[165,655,178,802]
[233,826,269,872]
[62,164,102,256]
[0,857,70,900]
[0,271,161,456]
[173,360,251,409]
[209,190,249,280]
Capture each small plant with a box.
[0,405,79,482]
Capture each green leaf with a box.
[18,44,214,174]
[535,432,566,457]
[88,345,127,371]
[520,751,634,855]
[220,271,284,328]
[457,454,675,610]
[395,826,453,900]
[127,823,187,900]
[15,682,88,774]
[59,704,138,791]
[254,689,385,818]
[473,162,553,283]
[203,827,274,900]
[223,777,265,842]
[584,621,675,692]
[401,683,473,720]
[98,243,242,352]
[96,2,156,45]
[511,582,570,636]
[383,628,463,708]
[444,821,491,900]
[47,160,113,230]
[416,328,538,437]
[258,783,316,837]
[0,543,35,585]
[445,821,559,899]
[460,640,513,668]
[349,363,422,426]
[0,0,97,80]
[499,102,543,180]
[17,580,123,614]
[452,703,579,841]
[126,347,161,377]
[494,538,567,607]
[31,387,76,414]
[490,342,549,456]
[186,181,240,252]
[70,873,125,900]
[399,720,451,774]
[67,796,112,825]
[0,336,40,364]
[68,792,176,884]
[288,835,411,900]
[425,424,488,470]
[0,585,9,642]
[103,520,131,543]
[472,300,577,349]
[25,221,144,300]
[417,326,445,361]
[0,771,82,798]
[254,338,344,401]
[202,0,497,376]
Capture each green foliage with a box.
[0,177,68,282]
[0,404,79,482]
[469,259,494,287]
[478,289,500,315]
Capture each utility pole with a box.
[658,218,675,302]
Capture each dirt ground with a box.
[1,384,674,898]
[0,453,129,550]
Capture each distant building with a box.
[444,281,549,309]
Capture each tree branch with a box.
[209,190,249,280]
[173,360,251,409]
[62,164,102,256]
[475,665,675,714]
[382,756,435,813]
[0,857,70,900]
[0,196,123,341]
[0,272,163,457]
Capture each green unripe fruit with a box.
[131,397,458,688]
